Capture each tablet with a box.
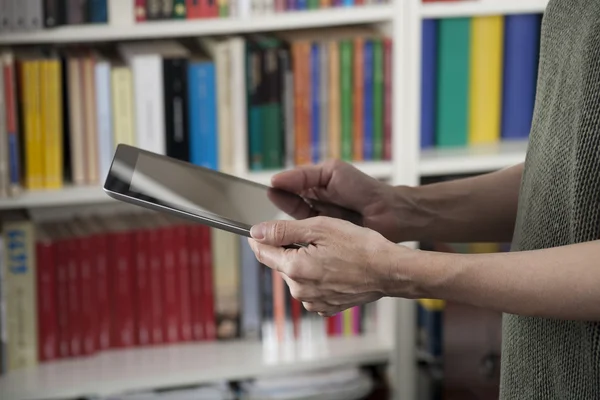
[103,144,363,242]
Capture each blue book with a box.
[363,40,374,161]
[421,19,437,149]
[88,0,108,23]
[188,62,218,170]
[501,14,542,140]
[311,43,320,163]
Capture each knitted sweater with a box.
[500,0,600,398]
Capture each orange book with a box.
[292,42,311,166]
[328,41,341,160]
[353,37,364,161]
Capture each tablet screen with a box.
[104,145,363,231]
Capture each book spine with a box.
[310,43,320,164]
[22,60,45,190]
[67,0,86,24]
[372,38,384,160]
[27,0,44,30]
[2,53,21,195]
[501,14,541,140]
[13,0,27,30]
[188,224,204,340]
[94,232,111,351]
[3,219,37,371]
[43,59,64,190]
[82,55,99,184]
[186,0,202,18]
[88,0,108,23]
[319,43,329,162]
[247,44,263,170]
[162,224,181,344]
[0,0,11,32]
[36,236,58,362]
[161,0,174,18]
[110,231,135,348]
[135,0,147,22]
[146,0,161,19]
[215,42,232,173]
[55,238,70,358]
[0,53,8,198]
[201,227,216,340]
[66,56,86,185]
[148,226,164,344]
[468,16,504,145]
[352,37,364,161]
[420,19,437,149]
[164,58,190,162]
[111,67,136,147]
[95,61,113,180]
[240,237,261,340]
[383,37,392,160]
[279,47,295,169]
[328,41,340,160]
[79,234,97,356]
[173,0,186,17]
[188,62,218,169]
[134,228,152,346]
[363,40,373,161]
[262,44,283,169]
[436,18,470,147]
[292,42,311,165]
[339,40,353,161]
[174,224,192,342]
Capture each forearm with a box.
[399,240,600,320]
[398,163,524,243]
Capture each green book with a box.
[436,18,471,147]
[373,38,384,160]
[340,40,353,162]
[173,0,186,18]
[308,0,320,9]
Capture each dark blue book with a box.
[501,14,542,140]
[87,0,108,23]
[421,19,437,149]
[363,40,374,161]
[311,43,320,163]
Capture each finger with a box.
[250,218,323,247]
[266,188,317,221]
[271,164,333,194]
[248,238,296,277]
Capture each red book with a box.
[36,227,58,362]
[326,317,336,337]
[292,299,302,338]
[186,0,202,18]
[383,37,393,161]
[134,225,153,346]
[204,0,218,18]
[109,225,136,348]
[174,223,192,342]
[54,231,70,359]
[148,223,164,345]
[201,227,216,340]
[93,230,111,351]
[135,0,147,22]
[188,225,204,341]
[77,230,97,356]
[65,232,82,357]
[160,221,180,344]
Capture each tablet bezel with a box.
[103,144,274,238]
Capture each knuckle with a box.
[272,221,287,243]
[286,264,302,281]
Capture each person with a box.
[246,0,600,398]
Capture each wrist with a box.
[389,185,434,243]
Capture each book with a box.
[420,19,437,149]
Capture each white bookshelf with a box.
[0,336,390,400]
[0,0,547,399]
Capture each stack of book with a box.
[134,0,392,22]
[420,13,542,149]
[0,210,377,375]
[0,0,109,32]
[0,27,392,198]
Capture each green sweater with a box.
[501,0,600,398]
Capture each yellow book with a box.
[418,298,446,311]
[20,60,44,190]
[41,59,63,189]
[343,308,353,336]
[111,66,136,148]
[468,16,504,145]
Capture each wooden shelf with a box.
[419,140,528,176]
[0,336,390,400]
[0,5,393,45]
[421,0,548,18]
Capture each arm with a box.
[398,163,524,244]
[391,240,600,320]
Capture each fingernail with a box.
[250,224,265,240]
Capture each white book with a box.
[0,0,11,32]
[12,0,27,31]
[26,0,43,30]
[118,41,189,156]
[229,37,249,176]
[95,59,114,181]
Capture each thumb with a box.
[250,219,320,246]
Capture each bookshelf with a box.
[0,336,390,400]
[0,0,546,399]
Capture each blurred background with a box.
[0,0,543,399]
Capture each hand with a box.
[270,160,406,243]
[247,216,412,316]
